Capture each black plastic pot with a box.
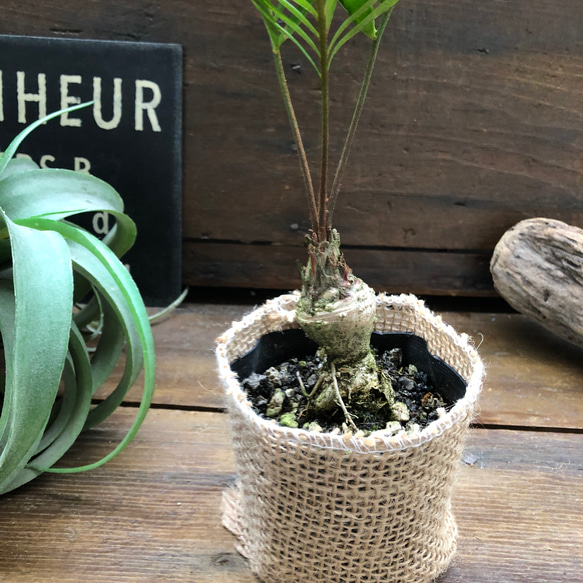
[230,328,467,404]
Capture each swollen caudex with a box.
[296,274,396,419]
[296,276,376,361]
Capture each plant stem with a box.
[272,48,318,233]
[316,0,330,243]
[327,7,395,230]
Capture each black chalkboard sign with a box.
[0,35,182,306]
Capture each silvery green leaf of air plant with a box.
[0,103,156,493]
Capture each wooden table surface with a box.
[1,301,582,582]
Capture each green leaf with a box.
[0,214,73,492]
[262,0,319,45]
[0,158,40,180]
[3,324,94,493]
[0,168,124,219]
[70,260,143,430]
[281,0,318,23]
[0,281,17,448]
[252,0,322,75]
[325,0,338,30]
[330,0,399,62]
[18,217,155,473]
[34,349,88,456]
[0,165,138,305]
[291,0,318,17]
[339,0,377,39]
[85,294,126,395]
[0,101,93,179]
[0,168,137,259]
[0,102,153,492]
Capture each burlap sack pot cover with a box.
[216,293,484,583]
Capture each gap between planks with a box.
[103,399,583,436]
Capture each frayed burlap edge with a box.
[217,293,484,583]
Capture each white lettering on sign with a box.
[93,77,123,130]
[135,80,162,132]
[60,75,82,127]
[92,211,110,235]
[5,151,108,246]
[74,157,91,173]
[2,152,92,175]
[40,154,56,167]
[2,72,162,131]
[17,71,47,123]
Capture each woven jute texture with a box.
[216,293,484,583]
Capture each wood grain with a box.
[98,305,583,430]
[1,300,582,581]
[183,241,495,295]
[440,428,583,583]
[0,409,252,583]
[443,312,583,431]
[93,303,251,410]
[0,409,579,582]
[2,0,583,293]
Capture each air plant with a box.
[252,0,401,424]
[0,104,155,494]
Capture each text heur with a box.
[0,71,163,132]
[0,71,164,245]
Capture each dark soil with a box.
[241,347,454,437]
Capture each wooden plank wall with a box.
[2,0,583,296]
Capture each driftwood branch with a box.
[490,217,583,346]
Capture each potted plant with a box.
[216,2,484,582]
[0,104,155,494]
